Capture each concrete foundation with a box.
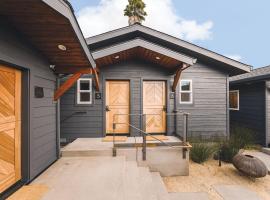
[61,136,191,176]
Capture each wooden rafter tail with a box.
[93,68,100,91]
[172,63,190,92]
[54,68,92,101]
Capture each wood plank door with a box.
[0,65,21,193]
[143,81,166,133]
[106,81,130,134]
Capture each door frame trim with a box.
[140,78,170,135]
[103,78,131,136]
[0,60,30,197]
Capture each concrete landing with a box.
[213,184,262,200]
[28,156,193,200]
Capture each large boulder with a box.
[232,153,268,178]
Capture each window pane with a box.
[80,80,90,90]
[181,81,191,91]
[181,93,190,102]
[80,92,91,102]
[229,91,238,109]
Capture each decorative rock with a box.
[232,153,268,178]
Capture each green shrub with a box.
[219,142,239,162]
[190,143,216,163]
[219,125,255,163]
[230,125,255,149]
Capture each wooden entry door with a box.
[143,81,166,133]
[0,65,21,193]
[106,81,130,134]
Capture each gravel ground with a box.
[163,159,270,200]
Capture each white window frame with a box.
[179,79,193,104]
[77,78,92,104]
[229,90,239,111]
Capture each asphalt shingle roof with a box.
[229,65,270,84]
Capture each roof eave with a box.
[42,0,96,69]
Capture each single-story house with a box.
[0,0,97,197]
[60,24,251,142]
[229,66,270,146]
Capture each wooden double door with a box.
[0,65,21,193]
[105,80,166,134]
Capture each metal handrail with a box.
[112,112,190,160]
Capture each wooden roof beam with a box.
[172,63,190,92]
[93,68,100,91]
[54,68,92,101]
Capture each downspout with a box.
[56,76,61,158]
[226,75,230,140]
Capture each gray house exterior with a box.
[0,0,95,197]
[60,24,251,142]
[230,66,270,146]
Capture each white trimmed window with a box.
[180,80,193,104]
[77,78,92,104]
[229,90,239,110]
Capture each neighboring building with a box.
[60,24,251,142]
[0,0,96,197]
[229,66,270,146]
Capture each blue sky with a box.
[70,0,270,68]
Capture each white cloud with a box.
[225,54,242,61]
[77,0,213,41]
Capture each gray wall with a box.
[0,19,57,181]
[230,82,266,144]
[265,81,270,146]
[60,59,228,141]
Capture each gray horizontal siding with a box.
[61,60,229,141]
[30,75,57,179]
[0,20,57,181]
[230,82,266,144]
[176,62,227,138]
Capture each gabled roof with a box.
[86,24,251,75]
[230,65,270,84]
[92,38,197,66]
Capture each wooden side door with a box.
[0,65,21,193]
[106,81,130,134]
[143,81,166,133]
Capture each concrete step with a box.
[169,192,209,200]
[151,172,169,200]
[123,161,143,200]
[139,167,158,200]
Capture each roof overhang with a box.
[92,38,197,70]
[0,0,96,71]
[230,66,270,85]
[87,24,251,75]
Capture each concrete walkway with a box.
[214,184,262,200]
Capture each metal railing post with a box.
[183,113,188,143]
[142,114,147,161]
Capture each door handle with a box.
[163,106,167,112]
[106,105,110,112]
